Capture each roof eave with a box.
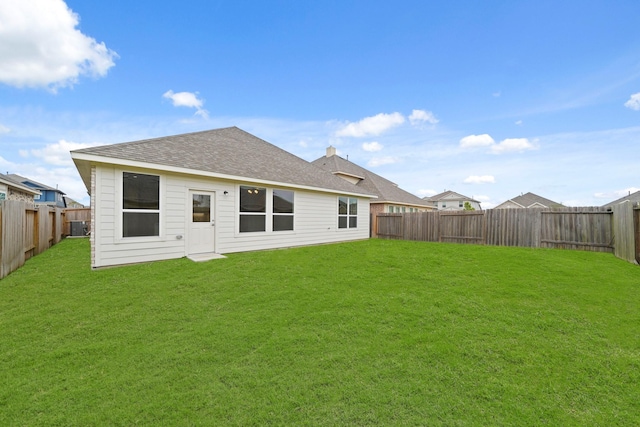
[71,152,377,199]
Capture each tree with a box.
[463,201,475,211]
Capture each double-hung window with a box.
[338,196,358,229]
[273,189,294,231]
[239,186,267,232]
[122,172,160,237]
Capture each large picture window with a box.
[273,189,294,231]
[239,186,266,232]
[122,172,160,237]
[338,196,358,229]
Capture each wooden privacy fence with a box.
[0,200,72,279]
[375,204,639,264]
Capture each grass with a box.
[1,238,639,426]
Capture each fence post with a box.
[635,206,640,264]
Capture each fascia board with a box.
[71,152,378,199]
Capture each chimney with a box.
[326,146,336,157]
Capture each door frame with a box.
[187,189,216,255]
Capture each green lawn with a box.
[1,238,639,426]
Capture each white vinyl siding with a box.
[90,165,370,268]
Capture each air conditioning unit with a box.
[70,221,88,236]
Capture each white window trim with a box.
[338,196,358,230]
[236,185,296,234]
[115,169,165,242]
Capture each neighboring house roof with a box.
[601,190,640,207]
[6,174,65,195]
[71,127,375,198]
[424,190,479,203]
[311,149,431,208]
[0,173,41,195]
[495,192,564,209]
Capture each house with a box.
[601,190,640,208]
[5,174,67,208]
[0,173,41,204]
[494,192,564,209]
[311,146,434,215]
[70,127,376,269]
[423,190,481,211]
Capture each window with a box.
[122,172,159,237]
[402,207,406,213]
[338,196,357,229]
[239,186,266,232]
[192,194,211,222]
[388,206,394,213]
[459,201,464,208]
[273,189,294,231]
[0,192,5,200]
[442,202,447,208]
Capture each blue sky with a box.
[1,0,639,207]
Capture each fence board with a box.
[612,202,637,264]
[1,201,27,279]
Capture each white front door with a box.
[188,191,215,255]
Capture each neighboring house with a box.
[494,192,564,209]
[601,190,640,208]
[6,174,67,208]
[64,197,85,208]
[311,146,434,215]
[423,190,482,211]
[70,127,375,269]
[0,173,41,204]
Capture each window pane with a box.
[273,215,294,231]
[123,172,159,209]
[349,216,357,228]
[338,216,347,229]
[123,212,159,237]
[273,190,294,213]
[192,194,210,222]
[338,197,348,215]
[349,198,358,215]
[240,215,266,232]
[240,186,266,212]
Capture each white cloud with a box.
[0,124,9,134]
[624,92,640,111]
[460,134,495,149]
[163,90,209,119]
[335,112,405,137]
[461,134,536,154]
[464,175,496,184]
[490,138,536,154]
[416,189,437,197]
[515,120,523,126]
[409,109,439,125]
[362,141,383,152]
[594,187,640,199]
[492,91,501,98]
[0,0,117,90]
[28,139,100,166]
[367,156,399,167]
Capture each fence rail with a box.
[375,204,639,265]
[0,201,87,279]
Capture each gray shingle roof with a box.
[601,190,640,207]
[424,190,478,203]
[499,192,564,208]
[311,153,430,207]
[71,127,373,196]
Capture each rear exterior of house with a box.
[72,127,373,268]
